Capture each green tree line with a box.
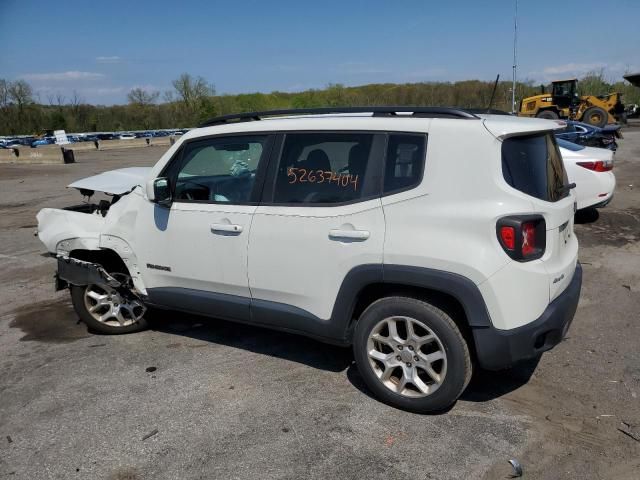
[1,72,638,136]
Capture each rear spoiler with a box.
[602,124,623,139]
[481,116,566,140]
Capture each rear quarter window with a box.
[501,133,568,202]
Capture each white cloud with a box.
[526,62,640,83]
[23,71,105,82]
[96,56,121,64]
[83,87,126,96]
[541,62,606,76]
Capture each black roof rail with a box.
[199,106,479,127]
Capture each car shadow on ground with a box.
[460,356,540,402]
[150,310,540,409]
[345,356,540,413]
[148,310,353,373]
[574,207,600,224]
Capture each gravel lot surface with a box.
[1,129,639,479]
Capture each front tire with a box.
[353,297,472,413]
[582,106,608,128]
[70,275,149,335]
[536,110,559,120]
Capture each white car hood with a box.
[68,167,151,195]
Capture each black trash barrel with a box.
[61,147,75,164]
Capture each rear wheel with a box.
[582,106,608,128]
[353,297,472,413]
[70,273,149,334]
[536,110,559,120]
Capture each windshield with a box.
[556,138,585,151]
[502,133,569,202]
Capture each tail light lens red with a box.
[497,216,546,261]
[576,160,613,172]
[499,226,515,250]
[521,222,536,256]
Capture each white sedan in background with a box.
[558,138,615,210]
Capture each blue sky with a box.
[1,0,638,105]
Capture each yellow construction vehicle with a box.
[519,78,625,127]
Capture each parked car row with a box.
[1,129,189,149]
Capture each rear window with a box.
[502,133,568,202]
[556,138,585,151]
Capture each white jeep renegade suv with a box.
[37,107,582,412]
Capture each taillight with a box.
[499,226,515,250]
[496,216,546,261]
[576,160,613,172]
[521,222,536,256]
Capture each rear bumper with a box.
[592,193,614,209]
[472,263,582,370]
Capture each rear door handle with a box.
[329,229,370,240]
[211,223,243,234]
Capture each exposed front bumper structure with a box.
[55,255,123,291]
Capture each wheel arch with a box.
[336,265,493,344]
[67,245,146,294]
[69,248,130,275]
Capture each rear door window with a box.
[502,133,568,202]
[271,133,381,204]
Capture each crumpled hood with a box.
[68,167,151,195]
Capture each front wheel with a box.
[582,106,608,128]
[353,297,472,413]
[70,273,149,334]
[536,110,559,120]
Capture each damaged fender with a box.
[36,167,152,294]
[55,255,123,291]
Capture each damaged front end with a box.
[55,255,147,321]
[37,167,151,295]
[55,255,124,291]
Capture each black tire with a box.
[582,106,608,128]
[536,110,559,120]
[70,284,149,335]
[353,296,472,413]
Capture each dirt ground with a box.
[0,128,639,479]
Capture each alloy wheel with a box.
[366,315,447,397]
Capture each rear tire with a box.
[537,110,559,120]
[582,107,608,128]
[353,296,472,413]
[70,276,149,335]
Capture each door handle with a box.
[329,229,370,241]
[211,223,243,234]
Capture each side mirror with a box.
[147,177,172,207]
